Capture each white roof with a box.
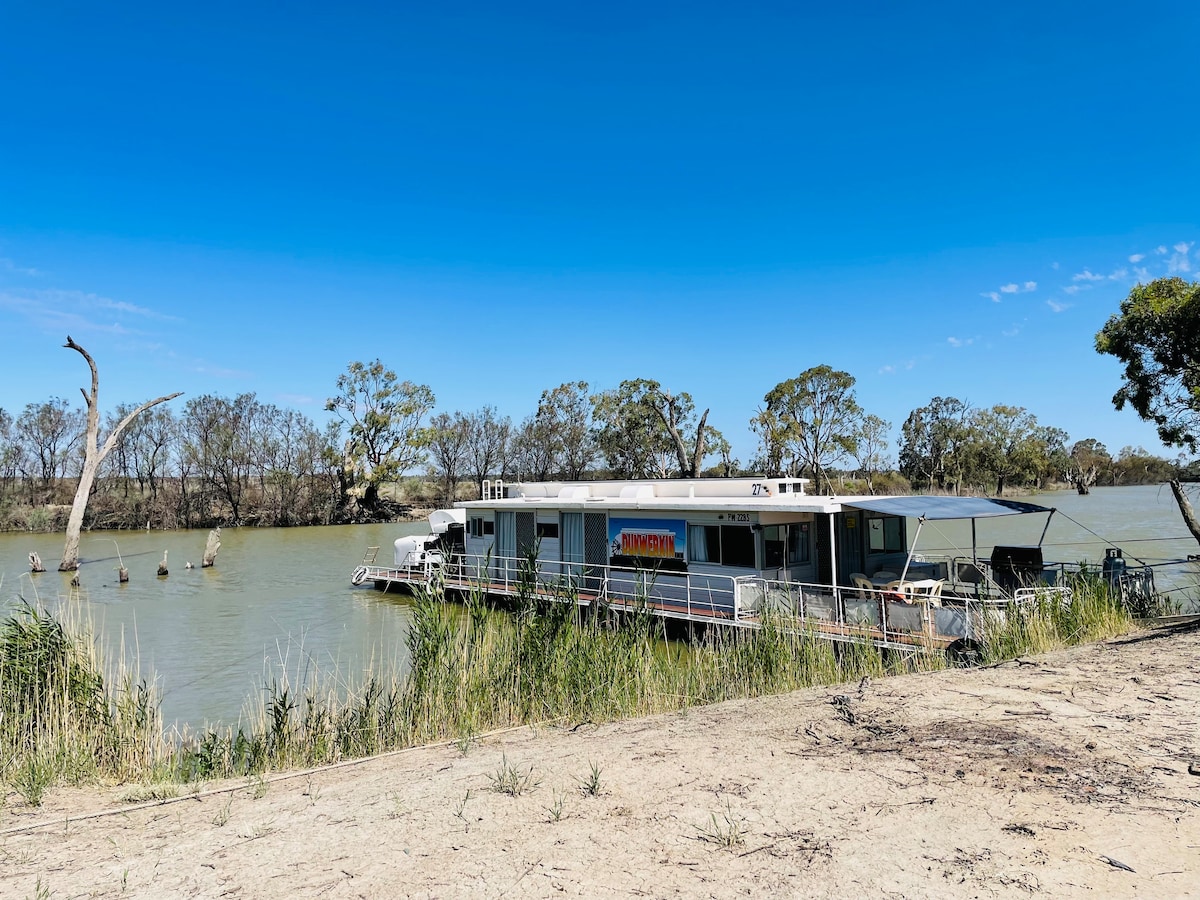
[457,478,878,515]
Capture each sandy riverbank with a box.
[3,621,1198,899]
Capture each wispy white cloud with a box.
[1061,284,1087,295]
[1156,245,1168,254]
[193,362,253,380]
[0,257,40,277]
[1108,267,1127,280]
[1129,253,1145,263]
[1001,325,1022,337]
[1051,261,1060,270]
[1046,299,1070,313]
[1168,241,1192,274]
[1134,266,1150,281]
[0,287,180,338]
[983,280,1035,301]
[1072,269,1105,282]
[947,336,975,348]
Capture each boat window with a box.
[721,525,756,568]
[688,525,720,563]
[787,522,811,565]
[536,521,559,539]
[867,516,904,554]
[687,524,756,568]
[469,516,488,538]
[764,525,785,568]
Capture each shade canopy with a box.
[841,496,1052,520]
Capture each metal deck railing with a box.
[355,553,1084,651]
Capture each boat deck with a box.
[357,561,974,652]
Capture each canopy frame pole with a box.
[1036,509,1057,548]
[900,516,926,583]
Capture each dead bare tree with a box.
[58,337,182,571]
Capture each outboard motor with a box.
[394,534,441,568]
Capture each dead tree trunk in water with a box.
[58,337,182,571]
[202,527,221,568]
[1169,480,1200,547]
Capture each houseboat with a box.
[350,477,1143,654]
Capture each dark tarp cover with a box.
[840,496,1051,520]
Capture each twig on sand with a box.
[1099,854,1136,873]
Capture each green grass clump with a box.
[979,574,1133,663]
[0,601,170,803]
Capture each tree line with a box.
[0,359,1188,533]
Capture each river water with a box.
[1,485,1196,730]
[0,521,427,732]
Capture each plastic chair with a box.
[850,573,874,599]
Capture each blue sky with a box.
[2,1,1197,468]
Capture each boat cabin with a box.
[456,477,914,594]
[356,477,1101,652]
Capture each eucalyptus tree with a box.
[898,397,971,492]
[180,393,264,524]
[508,414,556,482]
[1030,426,1070,490]
[850,413,891,495]
[426,411,471,505]
[131,405,178,503]
[58,337,181,570]
[966,405,1042,496]
[702,427,737,477]
[750,365,862,491]
[509,381,595,481]
[261,407,325,525]
[1096,276,1200,452]
[1067,438,1111,494]
[1096,276,1200,542]
[15,397,85,499]
[325,359,435,514]
[0,407,18,494]
[464,405,511,497]
[591,379,711,478]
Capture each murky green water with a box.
[1,484,1196,730]
[910,484,1200,605]
[0,521,426,731]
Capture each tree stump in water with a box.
[29,552,46,573]
[157,550,169,577]
[118,566,129,583]
[202,528,221,568]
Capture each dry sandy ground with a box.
[3,621,1199,899]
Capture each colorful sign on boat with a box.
[607,517,688,572]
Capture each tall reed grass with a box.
[0,566,1136,800]
[0,601,171,804]
[978,574,1133,662]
